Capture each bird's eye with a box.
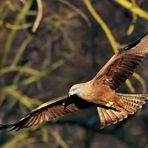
[72,87,77,92]
[71,89,75,92]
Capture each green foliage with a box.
[0,0,148,147]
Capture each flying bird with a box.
[0,33,148,131]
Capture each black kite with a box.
[0,33,148,131]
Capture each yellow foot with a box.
[106,101,114,107]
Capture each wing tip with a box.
[0,124,15,131]
[0,112,34,132]
[120,32,148,52]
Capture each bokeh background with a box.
[0,0,148,147]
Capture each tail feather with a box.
[98,107,106,128]
[119,93,146,113]
[97,93,148,129]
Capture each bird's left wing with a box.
[0,95,91,131]
[93,33,148,90]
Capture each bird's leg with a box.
[105,101,123,111]
[62,101,66,109]
[105,101,114,107]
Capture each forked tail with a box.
[97,93,148,129]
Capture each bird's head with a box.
[69,83,84,98]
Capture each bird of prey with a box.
[0,33,148,131]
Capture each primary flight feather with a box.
[0,33,148,131]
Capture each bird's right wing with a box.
[0,95,92,131]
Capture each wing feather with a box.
[94,33,148,90]
[0,95,92,131]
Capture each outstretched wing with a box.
[93,33,148,90]
[0,95,91,131]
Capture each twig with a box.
[59,0,91,27]
[83,0,118,53]
[133,73,147,93]
[114,0,148,20]
[50,128,69,148]
[32,0,43,32]
[127,0,137,35]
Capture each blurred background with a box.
[0,0,148,147]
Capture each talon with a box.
[106,101,114,107]
[62,101,67,109]
[105,79,112,84]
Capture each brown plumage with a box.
[0,95,91,131]
[0,33,148,131]
[98,93,148,128]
